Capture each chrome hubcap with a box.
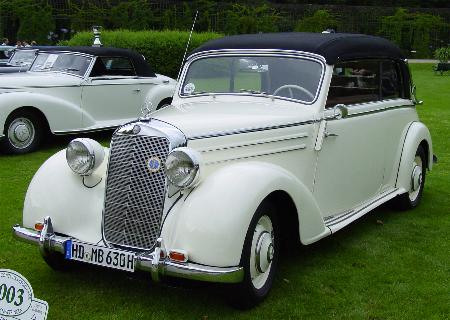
[250,215,274,289]
[409,156,423,202]
[7,117,35,149]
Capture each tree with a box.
[295,9,339,33]
[224,2,280,34]
[380,8,448,58]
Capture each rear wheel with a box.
[393,145,426,210]
[1,110,45,154]
[230,201,280,309]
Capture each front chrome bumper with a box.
[13,216,243,284]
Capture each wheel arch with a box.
[156,97,173,110]
[3,106,50,135]
[396,121,432,193]
[263,190,300,245]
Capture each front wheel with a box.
[1,110,45,154]
[230,201,280,308]
[393,145,427,210]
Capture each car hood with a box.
[152,99,315,139]
[0,72,81,89]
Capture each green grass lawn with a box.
[0,64,449,319]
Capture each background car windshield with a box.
[9,50,36,66]
[182,56,322,103]
[30,53,92,76]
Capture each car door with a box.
[313,60,387,217]
[81,56,143,127]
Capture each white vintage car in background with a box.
[14,33,434,307]
[0,46,176,153]
[0,45,15,65]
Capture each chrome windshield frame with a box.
[29,51,95,79]
[178,49,327,105]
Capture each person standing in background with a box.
[1,38,9,45]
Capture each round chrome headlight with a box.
[66,138,105,176]
[165,147,201,189]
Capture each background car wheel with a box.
[156,97,173,110]
[230,201,280,309]
[1,110,45,154]
[393,145,427,210]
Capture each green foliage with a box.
[16,4,54,44]
[0,0,55,44]
[434,46,450,63]
[380,8,448,58]
[108,1,156,30]
[224,2,280,34]
[0,64,449,318]
[295,10,339,33]
[65,30,222,78]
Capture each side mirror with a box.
[324,104,348,120]
[411,84,423,105]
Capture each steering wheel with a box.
[273,84,314,100]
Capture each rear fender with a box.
[396,122,433,192]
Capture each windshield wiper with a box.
[60,68,80,72]
[240,89,268,95]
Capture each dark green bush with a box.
[295,10,339,33]
[434,47,450,63]
[380,9,448,58]
[224,3,280,34]
[65,30,223,78]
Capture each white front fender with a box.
[23,149,109,244]
[160,161,329,267]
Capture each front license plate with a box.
[64,240,135,272]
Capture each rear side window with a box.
[90,57,136,77]
[381,60,402,99]
[326,60,404,108]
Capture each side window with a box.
[326,61,380,108]
[90,57,136,77]
[381,61,402,99]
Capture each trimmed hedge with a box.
[63,30,223,78]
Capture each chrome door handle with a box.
[133,89,141,92]
[324,131,338,138]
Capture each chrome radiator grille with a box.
[103,134,169,250]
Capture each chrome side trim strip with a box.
[54,125,118,135]
[12,218,244,284]
[327,103,414,121]
[189,119,317,140]
[325,188,399,228]
[205,144,306,165]
[198,132,309,153]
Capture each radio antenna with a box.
[177,10,198,82]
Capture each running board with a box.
[324,188,403,234]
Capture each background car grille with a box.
[103,134,169,250]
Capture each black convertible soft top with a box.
[33,46,155,77]
[190,32,405,65]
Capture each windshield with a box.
[30,52,92,76]
[181,55,323,103]
[9,50,36,66]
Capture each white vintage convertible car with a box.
[0,46,176,153]
[14,33,434,307]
